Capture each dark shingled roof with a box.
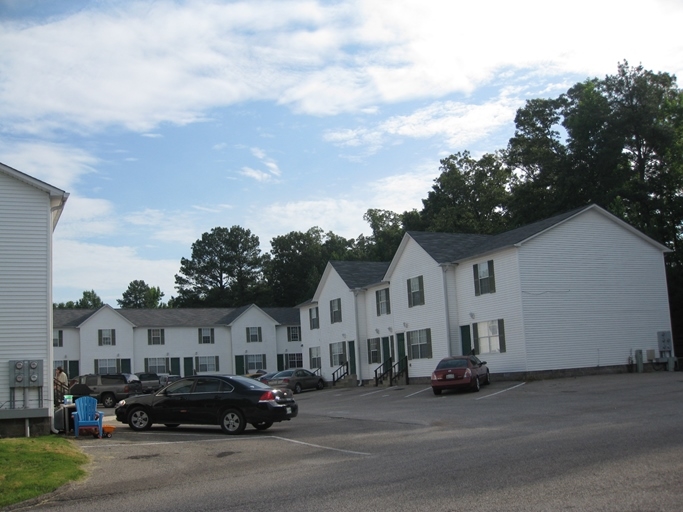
[330,261,390,289]
[54,305,300,328]
[409,205,590,263]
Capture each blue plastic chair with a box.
[72,396,104,438]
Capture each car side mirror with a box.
[481,361,487,366]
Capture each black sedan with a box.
[114,374,298,434]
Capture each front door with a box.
[348,340,356,375]
[170,357,181,375]
[381,337,391,365]
[397,333,406,372]
[460,325,472,355]
[183,357,194,377]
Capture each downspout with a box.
[441,263,456,356]
[353,289,363,386]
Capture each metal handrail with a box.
[332,362,349,386]
[391,356,409,385]
[374,357,393,386]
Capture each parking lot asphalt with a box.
[9,372,683,512]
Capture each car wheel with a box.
[252,421,273,431]
[316,379,324,390]
[485,370,491,385]
[294,383,302,394]
[128,407,152,431]
[472,375,481,392]
[220,409,246,435]
[432,387,442,395]
[164,424,180,428]
[101,393,116,408]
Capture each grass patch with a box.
[0,436,89,508]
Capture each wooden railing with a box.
[374,356,409,386]
[332,362,349,386]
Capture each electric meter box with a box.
[8,360,44,388]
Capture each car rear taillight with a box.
[259,391,276,402]
[123,385,129,392]
[282,378,290,383]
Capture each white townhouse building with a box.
[0,162,69,437]
[53,305,301,379]
[299,204,675,385]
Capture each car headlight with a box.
[116,399,125,407]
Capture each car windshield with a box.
[273,370,294,379]
[436,359,468,369]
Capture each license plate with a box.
[286,407,292,414]
[446,374,455,379]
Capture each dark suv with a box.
[69,373,143,407]
[135,372,161,393]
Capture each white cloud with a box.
[0,141,97,190]
[240,166,275,182]
[2,1,680,137]
[52,238,178,305]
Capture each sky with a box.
[1,0,683,306]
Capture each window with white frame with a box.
[148,328,164,345]
[330,298,342,323]
[330,341,347,366]
[246,354,266,371]
[246,327,262,343]
[286,353,303,369]
[197,356,218,372]
[53,330,63,347]
[473,319,506,354]
[97,358,117,374]
[367,337,380,364]
[198,328,214,344]
[147,357,167,373]
[407,328,432,359]
[309,347,321,369]
[376,288,391,316]
[287,326,301,342]
[309,307,319,329]
[407,276,425,307]
[98,329,116,346]
[473,260,496,296]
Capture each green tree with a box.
[75,290,104,309]
[117,280,166,308]
[420,151,512,234]
[266,227,326,307]
[174,226,266,307]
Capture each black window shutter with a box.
[376,290,381,316]
[98,330,102,346]
[330,300,334,322]
[329,345,334,366]
[472,323,480,355]
[367,339,372,362]
[112,329,116,346]
[215,356,220,372]
[386,291,391,314]
[473,264,481,296]
[94,360,99,373]
[246,327,250,342]
[426,329,432,359]
[498,319,506,353]
[406,332,413,360]
[144,358,148,371]
[59,330,63,345]
[198,329,202,344]
[160,329,165,345]
[258,326,262,342]
[338,300,342,322]
[488,260,496,293]
[147,329,152,345]
[195,356,199,373]
[263,354,267,369]
[418,276,424,305]
[211,328,215,344]
[407,279,413,307]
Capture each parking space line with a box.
[360,388,391,397]
[271,436,371,456]
[475,382,526,400]
[405,387,432,398]
[80,433,371,456]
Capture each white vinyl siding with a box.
[519,209,672,372]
